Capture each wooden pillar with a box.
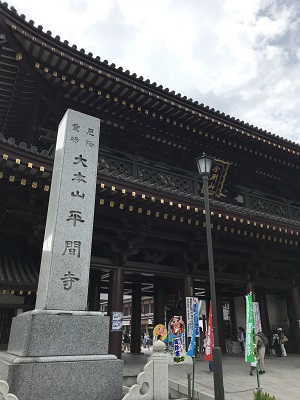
[108,268,124,359]
[88,269,101,311]
[287,287,300,353]
[216,286,226,353]
[131,282,142,354]
[184,276,194,298]
[246,282,255,299]
[205,299,210,324]
[229,296,237,338]
[107,270,114,316]
[154,277,165,327]
[256,289,271,339]
[182,276,194,348]
[202,313,207,333]
[183,276,194,323]
[24,292,36,311]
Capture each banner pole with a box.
[192,356,195,399]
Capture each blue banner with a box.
[187,301,199,357]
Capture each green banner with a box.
[245,293,255,363]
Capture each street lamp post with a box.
[195,154,225,400]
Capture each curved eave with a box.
[0,2,299,157]
[1,29,298,177]
[0,253,39,289]
[0,39,40,139]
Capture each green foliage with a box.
[173,356,185,363]
[253,390,277,400]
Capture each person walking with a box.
[277,328,288,357]
[255,332,266,374]
[238,327,245,352]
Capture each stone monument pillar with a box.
[0,110,123,400]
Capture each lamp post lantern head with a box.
[195,154,214,177]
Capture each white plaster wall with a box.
[267,294,287,326]
[233,294,287,332]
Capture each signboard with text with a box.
[111,312,123,331]
[186,297,199,338]
[200,158,230,197]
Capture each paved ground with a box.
[122,350,300,400]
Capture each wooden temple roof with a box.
[0,1,299,178]
[0,3,300,291]
[0,2,299,241]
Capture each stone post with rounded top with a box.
[123,340,168,400]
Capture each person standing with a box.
[143,333,148,348]
[225,333,233,353]
[123,331,130,352]
[255,332,266,374]
[272,330,281,357]
[250,346,258,376]
[277,328,288,357]
[199,327,205,353]
[238,327,245,352]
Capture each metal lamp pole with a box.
[196,155,225,400]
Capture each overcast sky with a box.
[7,0,300,143]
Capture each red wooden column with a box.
[131,282,142,354]
[108,269,124,359]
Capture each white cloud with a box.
[6,0,300,142]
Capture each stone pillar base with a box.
[0,310,124,400]
[0,353,123,400]
[7,310,109,357]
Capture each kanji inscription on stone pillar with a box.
[35,109,100,310]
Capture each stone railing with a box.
[0,379,18,399]
[122,340,168,400]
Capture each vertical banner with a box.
[186,297,200,337]
[204,301,213,361]
[187,301,199,356]
[253,302,262,334]
[245,293,255,362]
[168,316,186,364]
